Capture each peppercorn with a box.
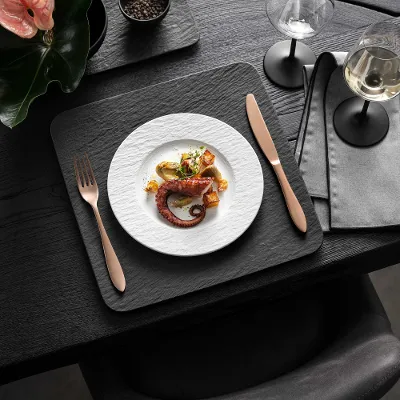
[123,0,168,20]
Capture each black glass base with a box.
[263,40,316,89]
[333,98,389,147]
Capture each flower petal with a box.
[24,0,54,31]
[0,0,37,38]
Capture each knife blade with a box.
[246,94,307,233]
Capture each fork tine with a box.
[83,155,92,186]
[74,157,83,187]
[81,156,91,186]
[85,153,96,184]
[78,157,87,186]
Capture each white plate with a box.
[108,113,264,256]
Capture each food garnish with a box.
[200,165,222,180]
[144,180,159,193]
[200,165,228,192]
[200,149,215,168]
[156,161,180,181]
[145,147,228,227]
[218,179,228,192]
[178,149,203,178]
[155,178,212,228]
[203,191,220,208]
[171,196,193,208]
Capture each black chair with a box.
[80,275,400,400]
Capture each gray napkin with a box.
[295,52,400,231]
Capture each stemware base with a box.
[333,97,389,147]
[263,40,316,89]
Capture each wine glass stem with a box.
[360,100,370,120]
[289,39,297,59]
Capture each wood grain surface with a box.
[337,0,400,15]
[0,0,399,383]
[86,0,199,74]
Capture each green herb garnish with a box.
[177,148,205,179]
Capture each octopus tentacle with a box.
[155,178,212,228]
[189,205,205,217]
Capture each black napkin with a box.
[295,52,400,231]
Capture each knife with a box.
[246,94,307,233]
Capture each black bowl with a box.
[88,0,108,58]
[118,0,171,28]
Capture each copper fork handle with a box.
[93,207,126,292]
[273,163,307,233]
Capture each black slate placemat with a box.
[86,0,199,75]
[51,63,323,312]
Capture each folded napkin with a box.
[295,52,400,231]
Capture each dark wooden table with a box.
[0,0,399,385]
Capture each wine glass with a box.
[334,22,400,147]
[264,0,335,89]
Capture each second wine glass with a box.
[264,0,335,89]
[333,22,400,147]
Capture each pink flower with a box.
[0,0,55,39]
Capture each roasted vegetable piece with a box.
[203,191,220,208]
[218,179,228,192]
[171,196,193,208]
[200,165,228,191]
[181,153,191,161]
[144,180,159,193]
[200,149,215,167]
[200,165,222,180]
[156,161,180,181]
[180,159,193,174]
[205,184,214,194]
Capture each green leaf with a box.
[0,0,91,128]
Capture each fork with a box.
[74,154,126,293]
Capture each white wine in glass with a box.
[344,48,400,102]
[334,22,400,147]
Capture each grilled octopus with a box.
[155,178,213,228]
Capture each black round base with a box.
[263,40,316,89]
[333,98,389,147]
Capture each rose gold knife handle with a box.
[93,206,126,292]
[272,162,307,233]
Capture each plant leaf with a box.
[0,0,91,128]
